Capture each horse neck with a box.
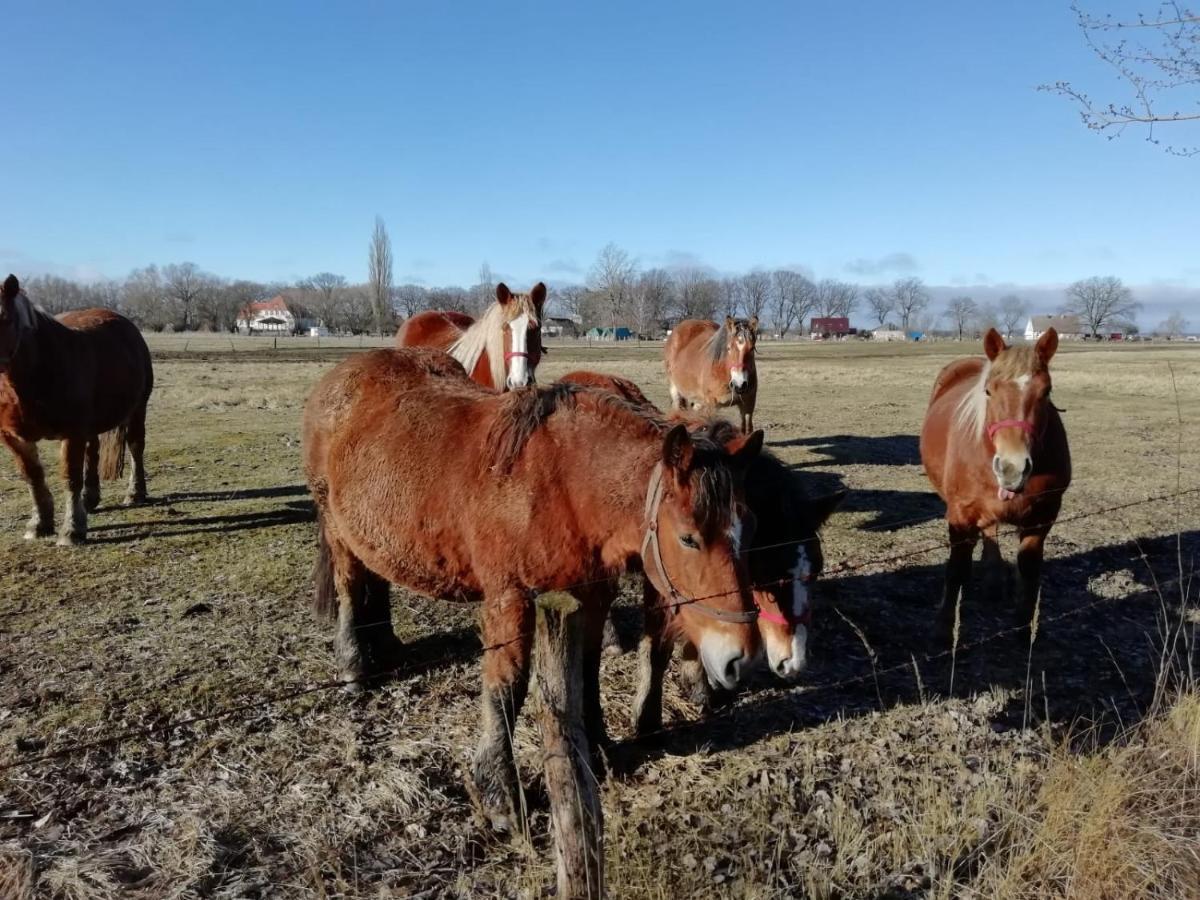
[448,304,507,389]
[4,311,72,396]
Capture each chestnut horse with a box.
[920,328,1071,635]
[304,347,763,830]
[665,316,759,432]
[556,370,844,734]
[0,275,153,545]
[395,282,545,390]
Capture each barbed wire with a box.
[1,482,1195,774]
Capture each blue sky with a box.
[1,1,1197,321]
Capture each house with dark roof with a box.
[1024,314,1083,340]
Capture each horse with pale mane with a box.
[920,327,1071,636]
[395,282,545,390]
[0,275,153,546]
[303,347,762,831]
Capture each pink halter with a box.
[986,419,1034,442]
[503,351,529,362]
[755,592,812,627]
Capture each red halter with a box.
[986,419,1034,442]
[754,586,812,627]
[503,351,530,362]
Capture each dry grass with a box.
[1,339,1198,897]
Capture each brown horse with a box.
[0,275,153,545]
[303,347,763,830]
[556,370,844,734]
[920,327,1071,635]
[665,316,759,432]
[395,282,545,390]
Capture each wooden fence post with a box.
[534,592,604,899]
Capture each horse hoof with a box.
[340,679,366,695]
[123,494,147,508]
[84,495,101,513]
[24,527,53,541]
[56,533,85,547]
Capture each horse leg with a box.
[573,581,615,751]
[2,434,55,539]
[632,584,674,735]
[979,523,1010,604]
[936,521,979,640]
[473,588,534,833]
[83,435,101,512]
[1015,525,1052,625]
[361,570,402,671]
[57,437,88,546]
[326,534,373,687]
[124,402,148,505]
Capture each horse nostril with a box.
[992,456,1002,474]
[725,652,745,683]
[1023,458,1032,476]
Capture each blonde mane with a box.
[447,302,509,389]
[954,346,1039,440]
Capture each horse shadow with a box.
[784,467,944,533]
[772,433,922,468]
[87,501,315,544]
[610,528,1199,771]
[146,485,311,506]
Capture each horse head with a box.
[980,327,1058,500]
[720,316,758,393]
[643,423,765,690]
[0,274,38,371]
[496,282,545,389]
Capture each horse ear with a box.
[2,274,19,304]
[726,429,765,466]
[1036,327,1058,363]
[809,489,846,528]
[983,327,1006,361]
[662,423,694,473]
[749,316,759,334]
[530,282,547,309]
[495,283,512,305]
[725,315,735,330]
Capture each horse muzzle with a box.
[993,453,1032,499]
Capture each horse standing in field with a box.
[304,347,763,830]
[0,275,153,545]
[556,370,844,734]
[920,328,1070,635]
[665,316,759,433]
[395,282,545,390]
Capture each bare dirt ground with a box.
[1,337,1197,898]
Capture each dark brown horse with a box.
[395,282,545,390]
[556,370,844,734]
[303,348,763,830]
[664,316,759,432]
[0,275,153,545]
[920,328,1071,635]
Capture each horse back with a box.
[395,310,472,351]
[665,319,722,391]
[927,357,983,408]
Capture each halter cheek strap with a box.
[640,463,759,625]
[986,419,1034,442]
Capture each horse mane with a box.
[447,302,508,389]
[7,289,45,334]
[704,323,728,364]
[953,345,1040,440]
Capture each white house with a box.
[238,295,320,335]
[1025,314,1083,341]
[873,329,907,342]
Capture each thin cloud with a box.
[843,252,919,277]
[544,257,583,275]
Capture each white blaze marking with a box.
[1016,374,1030,389]
[727,515,744,555]
[791,545,812,619]
[506,313,530,387]
[729,367,748,389]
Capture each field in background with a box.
[1,339,1197,897]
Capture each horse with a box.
[303,347,764,830]
[920,327,1071,636]
[664,316,759,432]
[0,275,153,545]
[395,282,545,390]
[556,370,844,734]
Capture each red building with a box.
[810,317,851,338]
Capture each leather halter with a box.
[986,419,1035,442]
[640,463,759,625]
[503,351,530,362]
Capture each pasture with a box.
[2,338,1198,898]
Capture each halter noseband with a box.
[503,351,530,362]
[640,463,759,625]
[986,419,1035,442]
[753,580,813,628]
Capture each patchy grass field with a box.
[1,338,1198,898]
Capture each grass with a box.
[0,338,1198,897]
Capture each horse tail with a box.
[99,424,128,480]
[313,512,338,621]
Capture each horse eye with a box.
[678,533,700,550]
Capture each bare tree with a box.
[211,280,273,333]
[302,272,348,304]
[162,262,218,331]
[394,283,429,318]
[673,267,720,320]
[769,270,815,337]
[1158,309,1190,336]
[863,286,894,327]
[814,279,859,319]
[946,296,978,340]
[588,243,637,328]
[718,278,741,317]
[368,216,394,335]
[891,277,930,331]
[997,294,1027,338]
[23,275,90,314]
[1046,2,1200,156]
[472,262,495,315]
[631,268,673,337]
[739,270,772,322]
[1063,275,1142,338]
[427,286,471,315]
[975,301,1000,334]
[122,265,169,330]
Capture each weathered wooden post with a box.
[534,591,604,899]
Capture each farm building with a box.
[873,329,907,342]
[810,317,852,339]
[585,326,634,341]
[1025,314,1083,340]
[542,316,580,338]
[237,295,320,335]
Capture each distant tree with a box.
[368,216,394,334]
[768,270,816,338]
[1158,309,1190,337]
[471,262,495,315]
[210,279,273,333]
[122,265,169,330]
[997,294,1027,338]
[23,274,89,314]
[974,301,1000,334]
[162,262,218,331]
[814,279,859,319]
[1063,275,1141,339]
[946,296,978,340]
[394,283,429,318]
[718,277,741,317]
[890,277,929,331]
[739,270,772,322]
[1046,2,1200,156]
[863,286,894,327]
[427,286,471,315]
[632,268,673,336]
[588,243,637,328]
[673,267,720,320]
[302,272,348,304]
[553,284,591,325]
